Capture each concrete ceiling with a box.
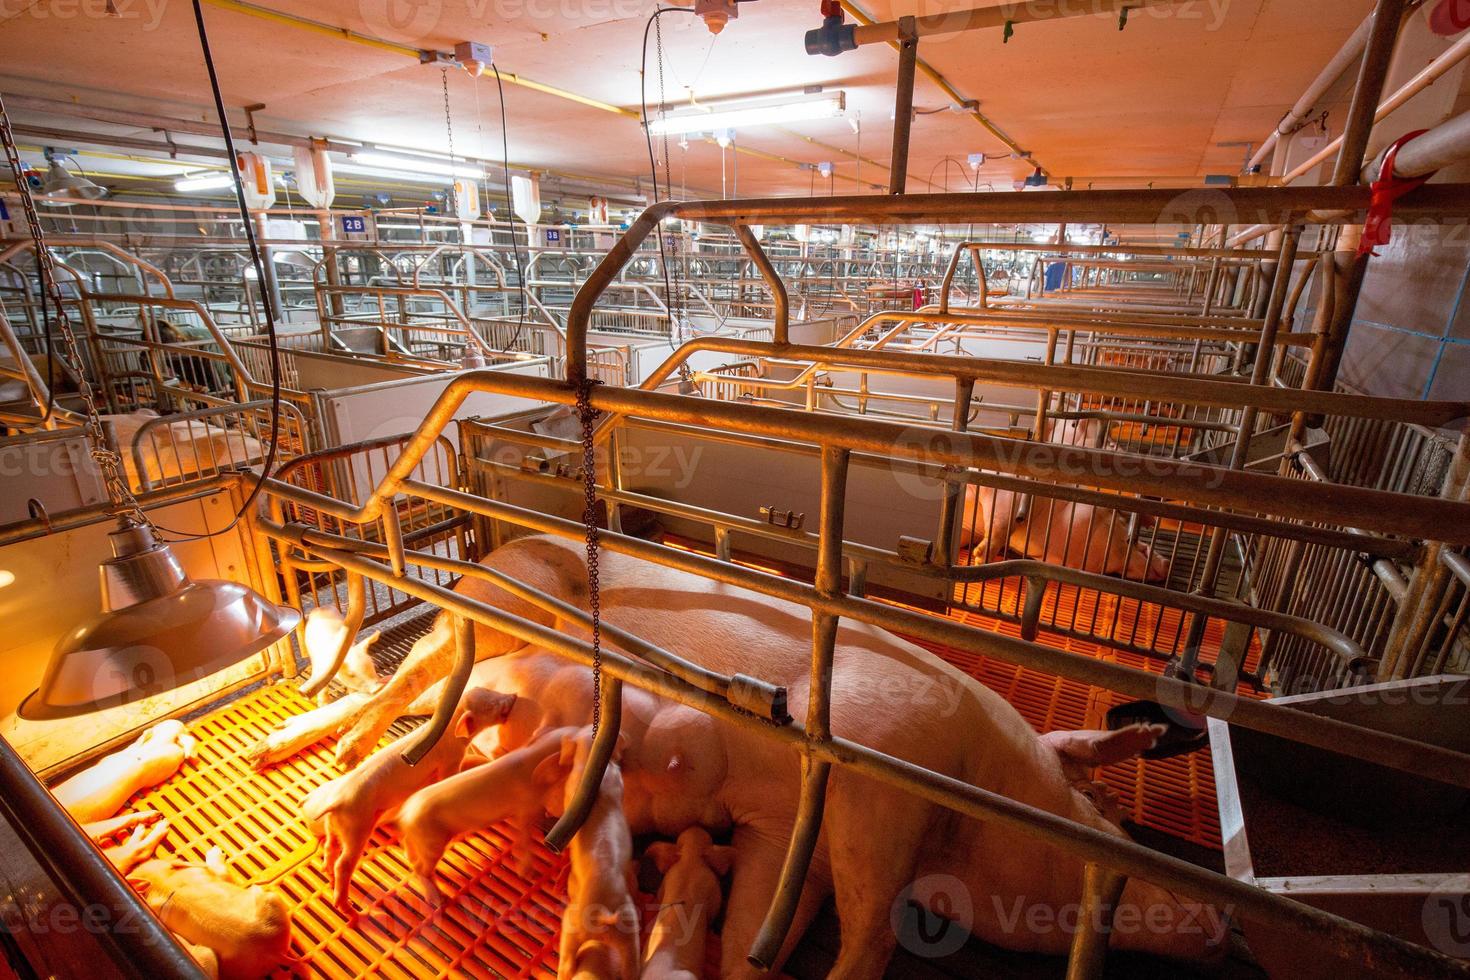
[0,0,1390,202]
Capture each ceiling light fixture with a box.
[352,151,483,179]
[648,91,845,136]
[174,172,236,192]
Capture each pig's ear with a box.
[646,841,678,873]
[706,845,736,876]
[532,751,568,789]
[452,709,476,740]
[491,692,517,722]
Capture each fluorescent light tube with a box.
[174,173,234,192]
[352,152,483,179]
[648,92,845,136]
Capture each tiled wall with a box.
[1338,222,1470,401]
[1328,150,1470,402]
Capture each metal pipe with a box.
[734,225,790,343]
[400,613,477,766]
[255,367,1470,546]
[659,185,1468,226]
[1333,0,1411,187]
[960,559,1367,668]
[1364,106,1470,181]
[544,676,624,853]
[1287,29,1470,184]
[278,522,787,718]
[1185,228,1303,662]
[340,486,1470,790]
[1065,863,1129,980]
[848,0,1181,46]
[645,338,1468,431]
[749,445,849,965]
[889,18,918,195]
[836,0,1046,176]
[1249,13,1375,172]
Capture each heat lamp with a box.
[20,520,299,720]
[39,152,106,205]
[6,135,298,721]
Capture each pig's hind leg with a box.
[824,779,932,980]
[718,823,831,979]
[336,615,457,769]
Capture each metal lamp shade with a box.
[20,522,299,720]
[40,161,107,204]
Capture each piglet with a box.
[300,607,383,704]
[129,847,294,980]
[551,731,640,980]
[641,827,734,980]
[397,726,576,906]
[53,721,197,823]
[303,688,516,911]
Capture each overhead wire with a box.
[490,65,530,355]
[639,6,697,353]
[147,0,283,541]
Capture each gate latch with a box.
[760,506,805,531]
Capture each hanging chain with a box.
[575,376,604,734]
[0,93,149,528]
[441,69,458,173]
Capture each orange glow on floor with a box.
[129,684,567,978]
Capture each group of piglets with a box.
[51,720,294,979]
[296,628,730,980]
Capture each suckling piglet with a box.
[641,827,734,980]
[53,720,197,823]
[303,687,517,911]
[550,730,640,980]
[128,847,294,980]
[397,725,578,906]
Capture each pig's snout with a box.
[1125,544,1171,583]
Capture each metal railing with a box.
[241,174,1470,980]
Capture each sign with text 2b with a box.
[340,213,371,240]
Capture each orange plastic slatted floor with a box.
[129,684,567,979]
[936,573,1262,850]
[124,568,1254,977]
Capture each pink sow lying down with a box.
[961,417,1170,582]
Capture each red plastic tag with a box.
[1430,0,1470,36]
[1359,130,1434,258]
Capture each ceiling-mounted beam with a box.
[196,0,636,118]
[835,0,1048,178]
